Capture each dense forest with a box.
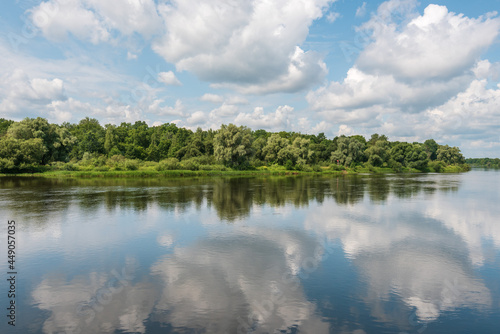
[0,117,470,174]
[466,158,500,168]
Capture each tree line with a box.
[466,158,500,168]
[0,117,469,173]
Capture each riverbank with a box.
[0,164,470,178]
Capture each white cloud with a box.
[29,0,111,44]
[355,2,367,18]
[200,93,223,103]
[0,69,66,116]
[311,120,332,134]
[234,105,293,130]
[29,0,162,44]
[148,99,184,117]
[46,97,94,123]
[157,71,182,86]
[326,12,341,23]
[307,66,471,112]
[85,0,161,37]
[337,124,354,136]
[209,103,239,118]
[357,4,500,80]
[127,51,138,60]
[307,1,500,156]
[186,111,207,125]
[153,0,331,94]
[420,79,500,154]
[226,96,249,105]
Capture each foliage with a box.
[466,158,500,168]
[0,117,471,174]
[214,124,253,168]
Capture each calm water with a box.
[0,170,499,334]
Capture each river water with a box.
[0,169,499,333]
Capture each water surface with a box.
[0,170,499,333]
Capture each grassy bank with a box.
[0,161,470,178]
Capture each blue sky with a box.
[1,0,500,157]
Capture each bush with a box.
[181,160,199,171]
[312,165,322,172]
[428,161,446,173]
[63,163,78,171]
[0,158,15,173]
[124,159,139,171]
[250,157,265,168]
[95,165,110,172]
[92,155,107,167]
[388,159,403,173]
[330,164,345,171]
[285,160,294,170]
[157,158,180,171]
[198,164,227,171]
[364,162,376,172]
[80,152,93,166]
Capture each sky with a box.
[0,0,500,158]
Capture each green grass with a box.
[0,162,470,178]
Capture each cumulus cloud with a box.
[147,99,184,117]
[157,71,182,86]
[186,111,207,125]
[234,105,294,130]
[308,66,471,112]
[200,93,224,103]
[29,0,161,44]
[307,1,500,156]
[46,97,94,123]
[209,103,239,118]
[153,0,331,94]
[418,78,500,154]
[0,69,66,116]
[357,4,500,80]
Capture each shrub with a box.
[181,160,199,171]
[95,165,110,172]
[250,157,265,168]
[63,163,78,171]
[330,164,345,171]
[124,159,139,171]
[428,160,446,173]
[312,165,322,172]
[157,158,181,171]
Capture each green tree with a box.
[365,135,390,167]
[291,137,314,165]
[0,136,47,172]
[262,133,289,164]
[214,124,253,168]
[69,117,105,158]
[424,139,439,160]
[437,145,466,165]
[331,136,365,166]
[7,117,74,164]
[0,118,14,136]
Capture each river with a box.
[0,169,499,333]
